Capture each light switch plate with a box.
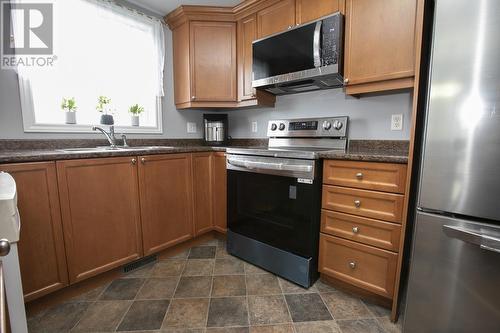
[391,114,403,131]
[187,122,197,133]
[251,121,258,133]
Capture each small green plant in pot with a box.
[129,104,144,126]
[61,97,77,124]
[96,96,114,125]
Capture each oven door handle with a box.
[227,157,313,173]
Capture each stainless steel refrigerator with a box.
[404,0,500,332]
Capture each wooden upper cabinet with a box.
[0,162,68,301]
[238,13,257,101]
[296,0,343,24]
[173,22,192,106]
[56,157,143,283]
[344,0,417,94]
[257,0,296,38]
[190,21,237,102]
[192,153,214,236]
[212,152,227,233]
[138,154,194,255]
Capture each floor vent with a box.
[123,255,157,273]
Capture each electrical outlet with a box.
[251,121,258,133]
[187,122,197,133]
[391,114,403,131]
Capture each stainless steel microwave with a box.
[252,13,344,95]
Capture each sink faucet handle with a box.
[121,134,129,147]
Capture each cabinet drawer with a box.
[322,185,404,223]
[319,234,398,298]
[321,210,401,251]
[323,160,407,194]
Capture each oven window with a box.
[228,170,320,257]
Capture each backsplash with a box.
[228,89,413,140]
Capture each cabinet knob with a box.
[344,78,349,84]
[354,200,361,208]
[131,158,137,165]
[352,226,360,234]
[191,96,196,100]
[356,172,363,180]
[349,261,357,269]
[0,239,11,257]
[141,157,146,164]
[288,25,293,29]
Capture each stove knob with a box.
[333,120,343,130]
[279,123,286,131]
[271,123,278,131]
[322,121,332,130]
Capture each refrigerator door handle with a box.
[443,225,500,254]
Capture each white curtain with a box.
[14,0,166,128]
[86,0,165,98]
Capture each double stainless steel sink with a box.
[58,146,175,153]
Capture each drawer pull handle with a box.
[352,227,359,234]
[141,157,146,164]
[356,172,363,180]
[131,158,137,165]
[349,261,357,269]
[354,200,361,208]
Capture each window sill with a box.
[23,123,163,134]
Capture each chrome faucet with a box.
[92,125,117,148]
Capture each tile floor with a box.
[27,238,403,333]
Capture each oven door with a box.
[227,154,322,258]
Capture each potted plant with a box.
[61,97,77,124]
[96,96,114,125]
[128,104,144,126]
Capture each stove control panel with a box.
[267,116,348,138]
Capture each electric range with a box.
[225,116,348,287]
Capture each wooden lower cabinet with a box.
[319,233,398,298]
[56,157,143,283]
[212,153,227,232]
[0,162,68,301]
[138,154,194,255]
[192,153,214,235]
[4,151,227,301]
[323,160,407,194]
[321,210,401,251]
[322,185,404,223]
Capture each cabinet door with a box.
[296,0,343,24]
[257,0,296,38]
[238,13,257,101]
[344,0,416,89]
[139,154,193,255]
[319,233,398,298]
[192,153,213,235]
[173,22,191,105]
[190,21,237,102]
[57,157,142,283]
[0,162,68,301]
[212,153,227,233]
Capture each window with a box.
[15,0,165,133]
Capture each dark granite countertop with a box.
[0,139,408,164]
[317,149,408,163]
